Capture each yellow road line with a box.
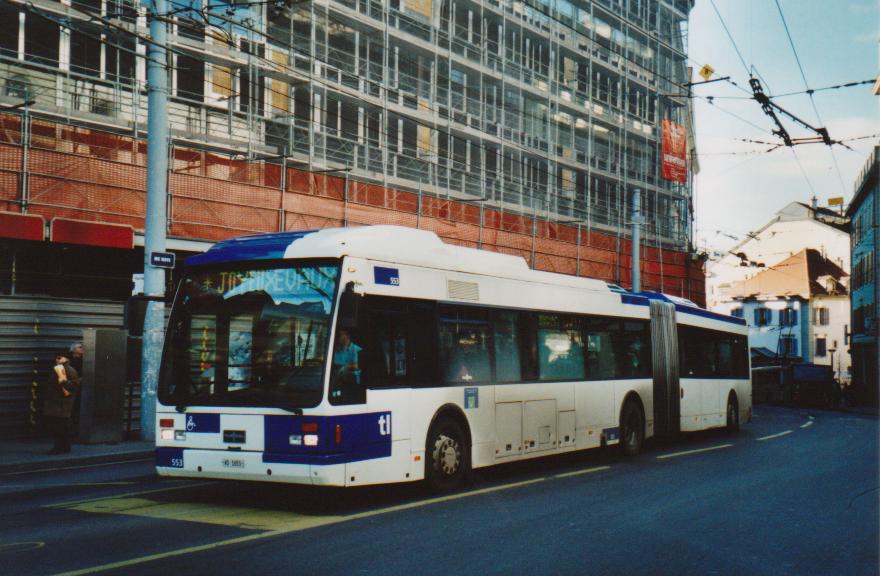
[800,421,814,429]
[52,477,546,576]
[757,430,793,441]
[59,496,338,533]
[0,458,153,478]
[656,444,733,460]
[554,465,611,478]
[48,481,216,509]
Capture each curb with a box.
[0,449,154,475]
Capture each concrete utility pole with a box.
[631,189,641,293]
[141,0,169,441]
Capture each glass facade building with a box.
[847,145,879,406]
[0,0,696,249]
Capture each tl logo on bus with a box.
[378,414,391,436]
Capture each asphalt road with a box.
[1,406,877,576]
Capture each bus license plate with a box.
[222,458,245,469]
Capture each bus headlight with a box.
[304,434,319,446]
[160,428,174,441]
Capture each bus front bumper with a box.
[155,447,346,486]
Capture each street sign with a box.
[698,64,714,81]
[150,251,176,268]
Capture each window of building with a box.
[815,337,827,357]
[779,334,798,357]
[730,307,744,318]
[780,308,798,327]
[105,34,136,85]
[754,308,772,326]
[812,307,829,326]
[24,14,59,67]
[176,53,205,101]
[69,29,102,76]
[0,7,18,59]
[239,40,266,115]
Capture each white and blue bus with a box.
[156,226,750,490]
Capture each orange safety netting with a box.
[0,113,706,305]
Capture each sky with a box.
[687,0,878,255]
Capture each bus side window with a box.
[584,316,617,380]
[678,326,697,377]
[360,299,407,389]
[358,297,437,389]
[537,314,585,381]
[492,310,522,382]
[439,305,492,384]
[613,320,652,378]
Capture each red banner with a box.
[661,120,687,183]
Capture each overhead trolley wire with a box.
[774,0,848,196]
[709,0,751,79]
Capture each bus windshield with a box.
[159,261,340,410]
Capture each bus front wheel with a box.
[619,400,644,457]
[425,418,470,492]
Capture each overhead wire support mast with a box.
[683,76,731,98]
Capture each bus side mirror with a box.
[338,282,362,328]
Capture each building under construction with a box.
[0,0,703,437]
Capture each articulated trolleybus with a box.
[157,226,750,491]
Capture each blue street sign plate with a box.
[150,251,176,269]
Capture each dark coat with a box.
[43,364,81,419]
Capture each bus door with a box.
[650,300,680,437]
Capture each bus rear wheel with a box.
[726,394,740,433]
[619,400,644,457]
[425,418,470,493]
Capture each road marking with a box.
[757,430,793,441]
[70,482,137,487]
[554,465,611,478]
[52,477,546,575]
[59,496,333,532]
[0,458,153,478]
[1,482,137,490]
[656,444,733,460]
[0,541,45,554]
[800,421,814,429]
[48,481,216,508]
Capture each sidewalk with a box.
[0,437,154,475]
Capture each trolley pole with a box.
[631,189,641,293]
[141,0,170,441]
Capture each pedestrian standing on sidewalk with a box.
[69,341,84,374]
[43,351,81,455]
[68,341,84,435]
